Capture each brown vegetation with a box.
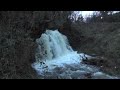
[73,22,120,76]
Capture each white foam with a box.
[32,51,83,75]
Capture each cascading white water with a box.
[32,29,82,73]
[32,29,118,79]
[35,29,74,62]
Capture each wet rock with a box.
[43,71,59,79]
[84,73,92,79]
[64,64,80,71]
[58,75,72,79]
[91,72,118,79]
[44,75,58,79]
[59,72,72,79]
[78,64,99,73]
[53,67,67,74]
[70,70,90,79]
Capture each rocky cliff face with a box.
[0,11,72,79]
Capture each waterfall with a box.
[35,29,75,62]
[32,29,82,73]
[31,29,118,79]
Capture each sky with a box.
[73,11,94,21]
[81,11,94,17]
[75,11,120,21]
[81,11,120,18]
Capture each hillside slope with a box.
[71,22,120,76]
